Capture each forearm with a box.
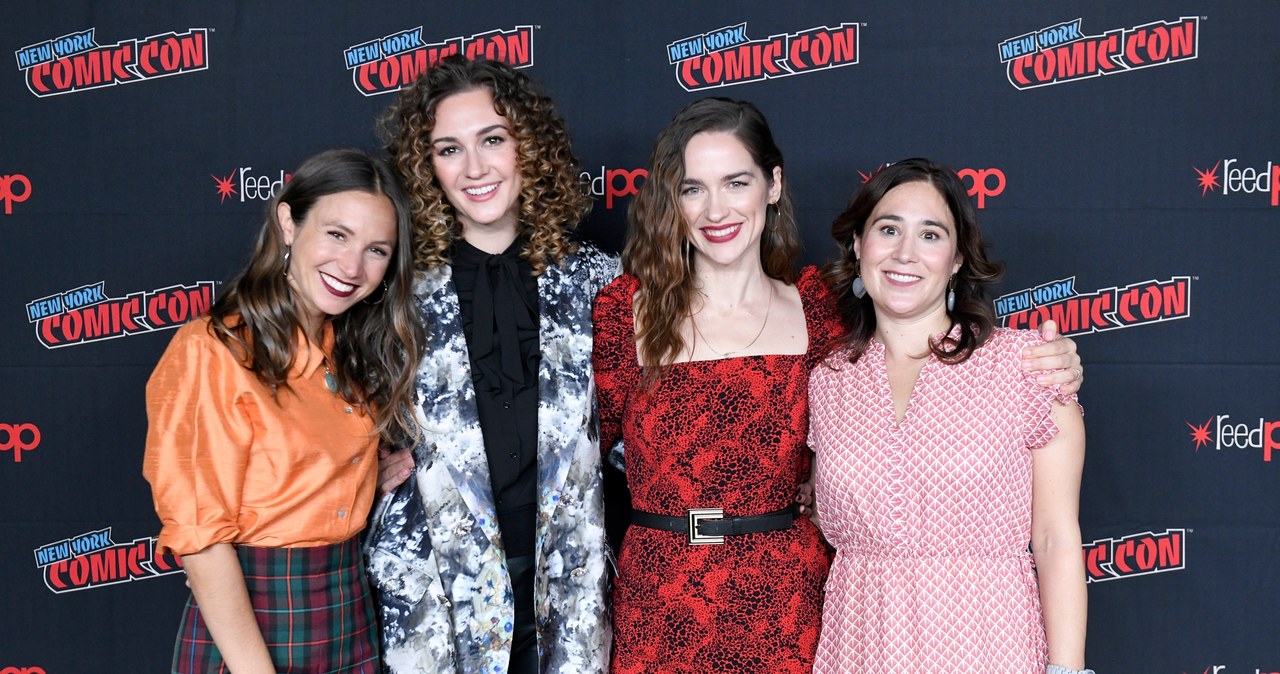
[181,543,276,674]
[1033,532,1088,669]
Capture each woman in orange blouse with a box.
[142,149,423,674]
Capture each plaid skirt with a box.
[171,537,379,674]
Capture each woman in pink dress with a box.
[808,158,1092,674]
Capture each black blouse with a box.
[451,238,539,557]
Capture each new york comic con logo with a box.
[1083,529,1185,583]
[667,21,859,91]
[998,17,1198,90]
[25,280,214,348]
[994,276,1190,336]
[33,528,182,593]
[14,27,208,97]
[345,25,532,96]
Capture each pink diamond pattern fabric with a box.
[808,328,1078,674]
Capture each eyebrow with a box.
[329,222,394,247]
[430,123,509,145]
[871,214,952,229]
[681,170,754,186]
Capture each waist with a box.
[630,504,799,545]
[841,544,1033,561]
[236,536,364,576]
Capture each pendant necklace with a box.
[691,281,774,358]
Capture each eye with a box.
[922,230,939,241]
[879,224,899,236]
[369,246,391,257]
[328,229,347,241]
[434,145,460,157]
[728,179,748,189]
[482,134,506,147]
[679,185,702,197]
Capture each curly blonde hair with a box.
[380,55,590,273]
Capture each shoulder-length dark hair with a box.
[380,55,590,274]
[206,148,424,445]
[823,157,1004,365]
[624,97,802,375]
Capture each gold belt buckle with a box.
[687,508,725,545]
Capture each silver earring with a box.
[282,246,291,278]
[851,273,866,299]
[946,275,956,312]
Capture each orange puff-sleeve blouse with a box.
[142,317,379,557]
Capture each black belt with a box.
[630,504,798,545]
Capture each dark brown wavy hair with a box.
[380,55,590,274]
[823,157,1004,365]
[205,148,425,445]
[624,97,801,376]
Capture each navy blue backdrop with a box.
[2,2,1277,672]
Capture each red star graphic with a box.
[1193,161,1221,197]
[857,164,886,184]
[1186,418,1213,451]
[212,170,237,203]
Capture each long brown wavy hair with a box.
[205,149,425,445]
[380,55,590,274]
[624,97,802,377]
[823,157,1004,365]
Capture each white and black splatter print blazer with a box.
[367,242,618,674]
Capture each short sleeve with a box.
[141,322,255,556]
[796,266,845,369]
[1014,331,1083,450]
[592,275,641,460]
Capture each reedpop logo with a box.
[1,174,32,214]
[1187,415,1278,462]
[0,423,41,463]
[1193,159,1279,206]
[859,164,1006,209]
[212,166,293,203]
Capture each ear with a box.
[768,166,783,204]
[277,202,296,246]
[952,253,964,276]
[853,234,862,261]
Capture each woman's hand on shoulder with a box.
[1022,320,1084,396]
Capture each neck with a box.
[874,308,951,362]
[461,221,519,255]
[692,260,772,310]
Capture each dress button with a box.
[503,401,511,409]
[344,406,353,414]
[510,452,519,459]
[337,509,348,518]
[351,456,362,464]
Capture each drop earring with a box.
[946,275,956,312]
[851,262,866,299]
[282,246,291,278]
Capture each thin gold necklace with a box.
[691,281,774,358]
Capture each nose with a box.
[336,246,364,279]
[463,148,486,179]
[705,188,728,221]
[892,234,917,262]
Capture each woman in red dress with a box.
[593,99,1085,673]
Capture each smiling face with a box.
[854,180,963,326]
[428,87,522,245]
[279,189,397,337]
[678,131,782,272]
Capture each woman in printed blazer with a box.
[364,56,616,673]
